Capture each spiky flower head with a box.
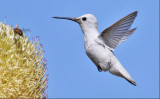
[0,22,48,98]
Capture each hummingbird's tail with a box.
[109,56,136,86]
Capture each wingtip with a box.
[132,11,138,16]
[134,11,138,13]
[131,28,137,31]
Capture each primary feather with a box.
[100,11,137,50]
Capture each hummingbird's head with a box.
[52,14,98,32]
[78,14,97,24]
[77,14,98,30]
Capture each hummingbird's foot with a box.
[97,66,102,72]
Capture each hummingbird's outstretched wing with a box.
[100,11,137,50]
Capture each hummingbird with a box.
[52,11,137,86]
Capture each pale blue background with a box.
[0,0,159,98]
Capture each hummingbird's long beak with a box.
[52,17,79,23]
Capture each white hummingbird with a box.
[53,11,137,86]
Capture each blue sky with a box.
[0,0,159,98]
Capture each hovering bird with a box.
[53,11,137,86]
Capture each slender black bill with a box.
[52,17,78,23]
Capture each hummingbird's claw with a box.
[97,66,102,72]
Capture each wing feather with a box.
[100,11,138,50]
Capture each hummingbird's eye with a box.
[82,17,87,21]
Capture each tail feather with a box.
[109,66,136,86]
[109,56,136,86]
[125,78,136,86]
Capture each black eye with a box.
[82,17,87,21]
